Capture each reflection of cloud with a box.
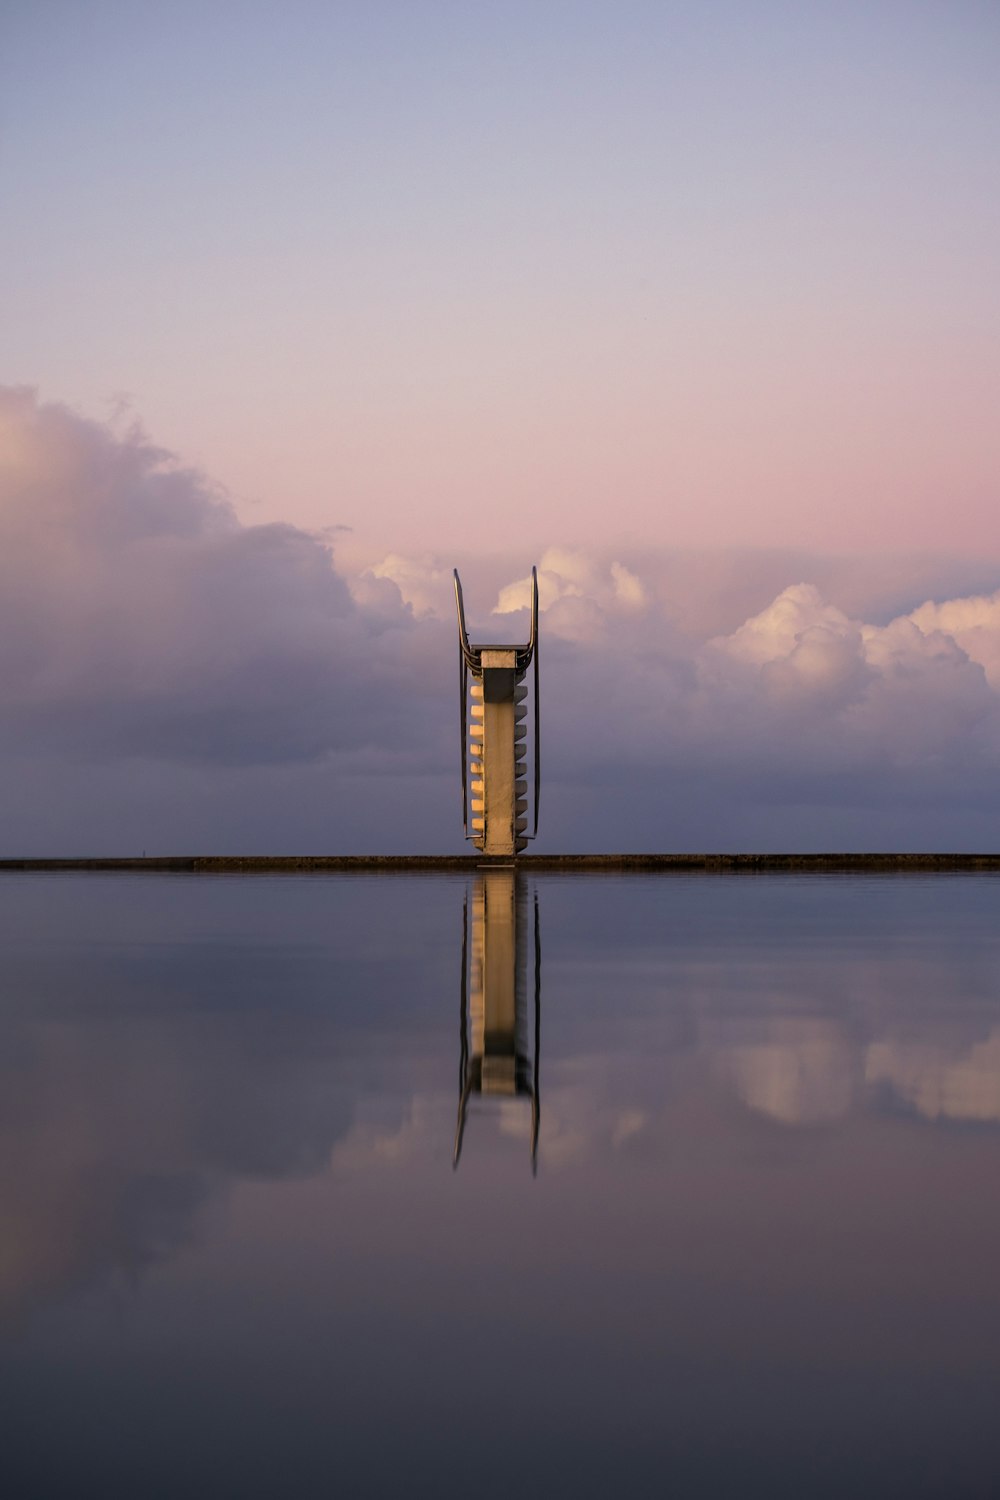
[6,879,1000,1342]
[323,1012,1000,1164]
[535,1010,1000,1146]
[0,999,358,1324]
[329,1095,452,1169]
[718,1022,857,1126]
[513,1064,652,1169]
[866,1031,1000,1124]
[611,1108,647,1147]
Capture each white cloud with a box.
[493,548,645,627]
[610,560,645,611]
[5,386,1000,850]
[907,591,1000,689]
[0,385,440,768]
[367,553,449,618]
[716,583,856,666]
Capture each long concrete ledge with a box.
[2,853,1000,874]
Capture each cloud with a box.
[366,552,449,618]
[492,547,645,628]
[4,385,1000,851]
[907,591,1000,689]
[716,583,857,666]
[0,386,442,769]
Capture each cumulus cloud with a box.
[492,547,645,628]
[4,384,1000,851]
[0,386,441,768]
[366,552,451,618]
[479,549,1000,844]
[907,591,1000,689]
[699,582,998,773]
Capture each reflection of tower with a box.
[454,567,540,855]
[454,872,541,1171]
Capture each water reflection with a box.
[2,875,1000,1328]
[455,871,540,1171]
[3,874,1000,1495]
[709,1017,1000,1129]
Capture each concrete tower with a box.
[454,566,540,856]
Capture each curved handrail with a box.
[527,564,538,657]
[455,564,540,842]
[454,565,536,672]
[528,567,540,837]
[455,570,472,836]
[453,568,471,657]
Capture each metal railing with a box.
[454,566,540,843]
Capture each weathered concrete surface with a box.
[479,649,519,857]
[2,854,1000,874]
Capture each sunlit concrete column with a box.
[473,650,522,858]
[455,565,537,856]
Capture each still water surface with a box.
[2,871,1000,1498]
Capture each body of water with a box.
[2,871,999,1497]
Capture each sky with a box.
[2,1,1000,852]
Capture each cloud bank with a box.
[0,386,441,768]
[3,386,1000,851]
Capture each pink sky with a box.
[2,1,998,561]
[2,3,1000,851]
